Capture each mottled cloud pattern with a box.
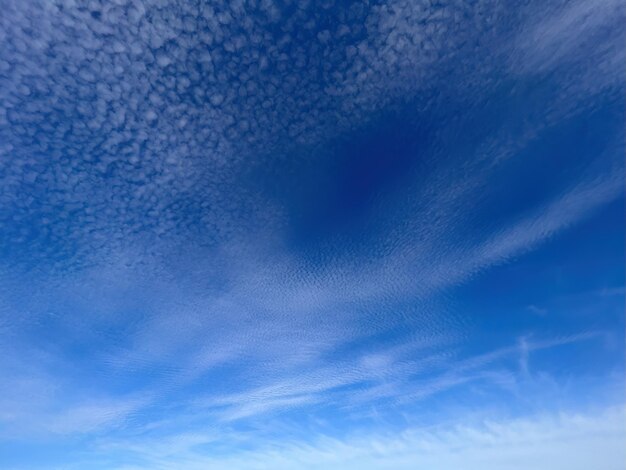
[0,0,624,468]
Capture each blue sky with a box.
[0,0,624,468]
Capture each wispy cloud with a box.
[95,405,626,470]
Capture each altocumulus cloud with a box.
[0,0,623,468]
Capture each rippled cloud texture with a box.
[0,0,624,468]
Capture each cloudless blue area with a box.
[0,0,624,468]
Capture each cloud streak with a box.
[95,405,626,470]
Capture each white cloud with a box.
[0,1,622,466]
[101,405,626,470]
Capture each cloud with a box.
[514,0,623,76]
[96,405,626,470]
[0,1,622,467]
